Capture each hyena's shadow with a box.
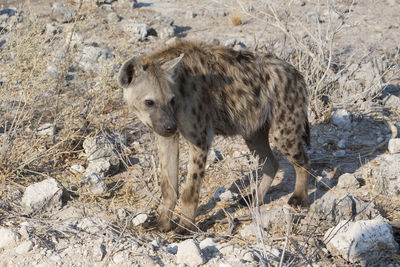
[196,114,396,232]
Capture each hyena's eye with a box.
[170,96,176,107]
[145,99,155,107]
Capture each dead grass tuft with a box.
[229,13,243,26]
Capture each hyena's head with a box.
[117,54,184,137]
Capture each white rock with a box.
[337,173,359,189]
[132,213,148,226]
[106,12,121,24]
[388,138,400,154]
[82,172,107,195]
[37,123,54,136]
[324,219,398,265]
[113,251,127,265]
[0,227,20,249]
[70,164,85,174]
[337,138,346,149]
[21,178,64,213]
[240,223,258,238]
[310,193,381,225]
[92,244,106,262]
[83,135,120,172]
[372,154,400,198]
[176,239,204,266]
[331,109,351,128]
[15,240,34,254]
[332,149,346,157]
[120,20,147,40]
[51,2,77,23]
[219,244,234,255]
[219,190,237,202]
[117,208,127,221]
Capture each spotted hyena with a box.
[118,41,310,233]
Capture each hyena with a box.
[118,41,310,233]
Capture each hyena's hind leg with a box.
[243,126,279,205]
[157,134,179,232]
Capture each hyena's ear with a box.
[117,57,141,88]
[161,53,184,81]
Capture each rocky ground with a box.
[0,0,400,266]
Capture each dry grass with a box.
[229,13,243,26]
[0,5,125,182]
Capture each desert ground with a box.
[0,0,400,266]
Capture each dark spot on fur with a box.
[199,171,204,177]
[192,107,196,115]
[192,173,198,180]
[286,140,294,149]
[253,86,261,97]
[201,74,206,82]
[243,78,251,86]
[198,162,203,169]
[293,152,302,161]
[279,111,286,122]
[179,79,186,97]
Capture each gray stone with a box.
[158,26,175,39]
[0,227,20,249]
[292,0,306,6]
[51,3,77,23]
[337,173,360,189]
[383,94,400,110]
[76,45,113,73]
[388,138,400,154]
[214,187,237,202]
[92,244,106,262]
[83,172,107,194]
[83,134,121,173]
[120,20,147,41]
[70,164,85,175]
[45,23,61,36]
[7,186,22,201]
[132,213,148,226]
[373,154,400,198]
[117,208,127,221]
[185,11,197,19]
[324,219,398,265]
[337,138,346,149]
[176,239,204,266]
[224,38,237,47]
[331,109,352,128]
[309,193,381,226]
[15,240,34,254]
[21,178,64,214]
[37,123,54,136]
[106,12,121,24]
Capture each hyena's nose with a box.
[164,122,177,134]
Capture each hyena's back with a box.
[141,41,309,142]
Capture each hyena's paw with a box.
[288,193,308,208]
[156,216,175,232]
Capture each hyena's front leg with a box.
[177,140,209,234]
[157,134,179,232]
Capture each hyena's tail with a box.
[302,118,311,147]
